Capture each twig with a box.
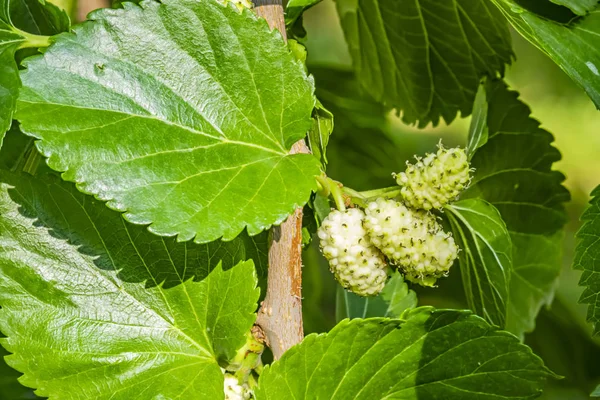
[253,0,307,360]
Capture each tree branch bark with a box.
[252,0,309,360]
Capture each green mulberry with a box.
[224,373,251,400]
[363,198,458,287]
[396,143,471,210]
[318,208,388,297]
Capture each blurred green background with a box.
[299,1,600,398]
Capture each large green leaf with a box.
[255,307,553,399]
[335,272,417,321]
[445,199,513,328]
[492,1,600,109]
[0,171,260,399]
[335,0,513,127]
[574,185,600,336]
[464,80,569,337]
[285,0,321,26]
[16,0,320,244]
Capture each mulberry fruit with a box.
[363,198,458,287]
[396,143,471,210]
[318,208,388,297]
[224,373,251,400]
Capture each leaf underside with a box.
[0,171,260,399]
[336,0,513,127]
[574,185,600,336]
[16,0,320,244]
[446,198,513,328]
[255,308,552,399]
[492,0,600,109]
[464,80,570,337]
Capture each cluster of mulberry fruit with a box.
[318,144,471,296]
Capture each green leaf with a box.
[335,0,513,127]
[464,79,570,337]
[0,171,261,398]
[285,0,321,26]
[574,185,600,336]
[336,272,417,321]
[256,307,553,399]
[307,100,333,167]
[466,85,488,159]
[593,384,600,397]
[16,0,320,243]
[492,0,600,109]
[445,199,513,328]
[549,0,597,16]
[9,0,69,35]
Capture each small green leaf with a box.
[336,0,513,127]
[574,185,600,335]
[466,85,488,159]
[492,0,600,109]
[446,199,513,328]
[16,0,320,244]
[593,384,600,397]
[0,171,261,398]
[464,80,570,337]
[307,100,333,167]
[550,0,597,15]
[256,307,553,399]
[285,0,321,26]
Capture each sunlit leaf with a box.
[256,308,553,399]
[16,0,320,244]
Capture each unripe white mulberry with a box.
[218,0,253,11]
[395,143,471,210]
[318,208,388,297]
[224,373,251,400]
[363,198,458,287]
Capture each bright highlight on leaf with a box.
[16,0,320,244]
[0,171,260,399]
[255,308,554,399]
[336,0,513,127]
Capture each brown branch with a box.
[252,0,309,360]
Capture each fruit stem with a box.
[357,186,402,199]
